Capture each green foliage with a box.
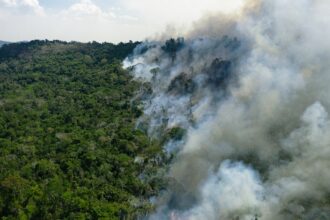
[164,127,186,142]
[0,40,164,219]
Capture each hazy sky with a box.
[0,0,244,43]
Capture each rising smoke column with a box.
[124,0,330,219]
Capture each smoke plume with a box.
[124,0,330,219]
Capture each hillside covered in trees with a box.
[0,40,166,219]
[0,41,10,48]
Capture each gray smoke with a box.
[124,0,330,219]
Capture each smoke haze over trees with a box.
[1,0,330,220]
[125,0,330,219]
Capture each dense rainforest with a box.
[0,40,166,219]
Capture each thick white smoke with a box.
[124,0,330,219]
